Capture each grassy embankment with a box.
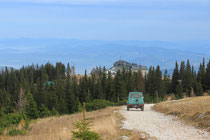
[153,96,210,132]
[1,106,153,140]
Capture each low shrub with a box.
[0,127,4,135]
[115,99,127,106]
[0,113,30,136]
[86,100,114,112]
[51,107,60,116]
[0,113,22,129]
[6,113,23,125]
[7,128,26,136]
[39,104,51,118]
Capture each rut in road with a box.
[120,104,209,140]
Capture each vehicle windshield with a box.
[130,93,141,98]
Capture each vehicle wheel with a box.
[141,106,144,111]
[127,106,129,111]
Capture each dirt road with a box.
[120,104,209,140]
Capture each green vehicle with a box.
[127,92,144,111]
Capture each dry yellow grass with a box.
[4,107,120,140]
[153,96,210,132]
[91,111,155,140]
[91,114,119,139]
[2,106,152,140]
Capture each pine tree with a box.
[147,66,156,98]
[172,61,179,94]
[185,60,192,96]
[163,69,171,95]
[25,92,38,119]
[206,60,210,91]
[66,63,75,113]
[106,71,112,101]
[66,83,75,114]
[126,68,134,93]
[176,84,183,98]
[78,70,89,103]
[179,61,186,92]
[194,82,203,96]
[114,70,121,102]
[120,80,127,100]
[197,58,206,91]
[154,65,163,97]
[49,84,58,110]
[136,70,145,93]
[96,81,104,99]
[90,72,96,100]
[56,80,68,114]
[101,67,107,100]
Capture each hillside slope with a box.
[153,96,210,132]
[3,106,152,140]
[3,107,120,140]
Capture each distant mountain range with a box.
[0,38,209,74]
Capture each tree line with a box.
[0,59,210,118]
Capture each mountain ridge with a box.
[0,38,209,74]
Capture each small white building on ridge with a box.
[107,60,148,77]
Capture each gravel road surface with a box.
[120,104,209,140]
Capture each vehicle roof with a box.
[129,92,143,95]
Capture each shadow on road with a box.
[125,108,144,112]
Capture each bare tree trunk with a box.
[15,88,26,111]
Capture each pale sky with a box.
[0,0,210,40]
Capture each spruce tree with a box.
[206,60,210,91]
[101,67,107,100]
[172,61,179,94]
[66,63,75,113]
[136,70,145,93]
[163,69,171,95]
[154,65,163,97]
[114,70,121,102]
[179,61,186,92]
[25,92,38,119]
[176,84,183,98]
[195,82,203,96]
[79,70,89,103]
[96,81,104,99]
[56,80,68,114]
[49,84,58,110]
[147,66,156,98]
[106,71,112,101]
[120,80,128,100]
[185,60,192,96]
[90,72,96,100]
[126,68,134,93]
[197,58,206,91]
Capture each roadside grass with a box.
[153,96,210,132]
[2,106,154,140]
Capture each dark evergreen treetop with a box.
[0,59,209,119]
